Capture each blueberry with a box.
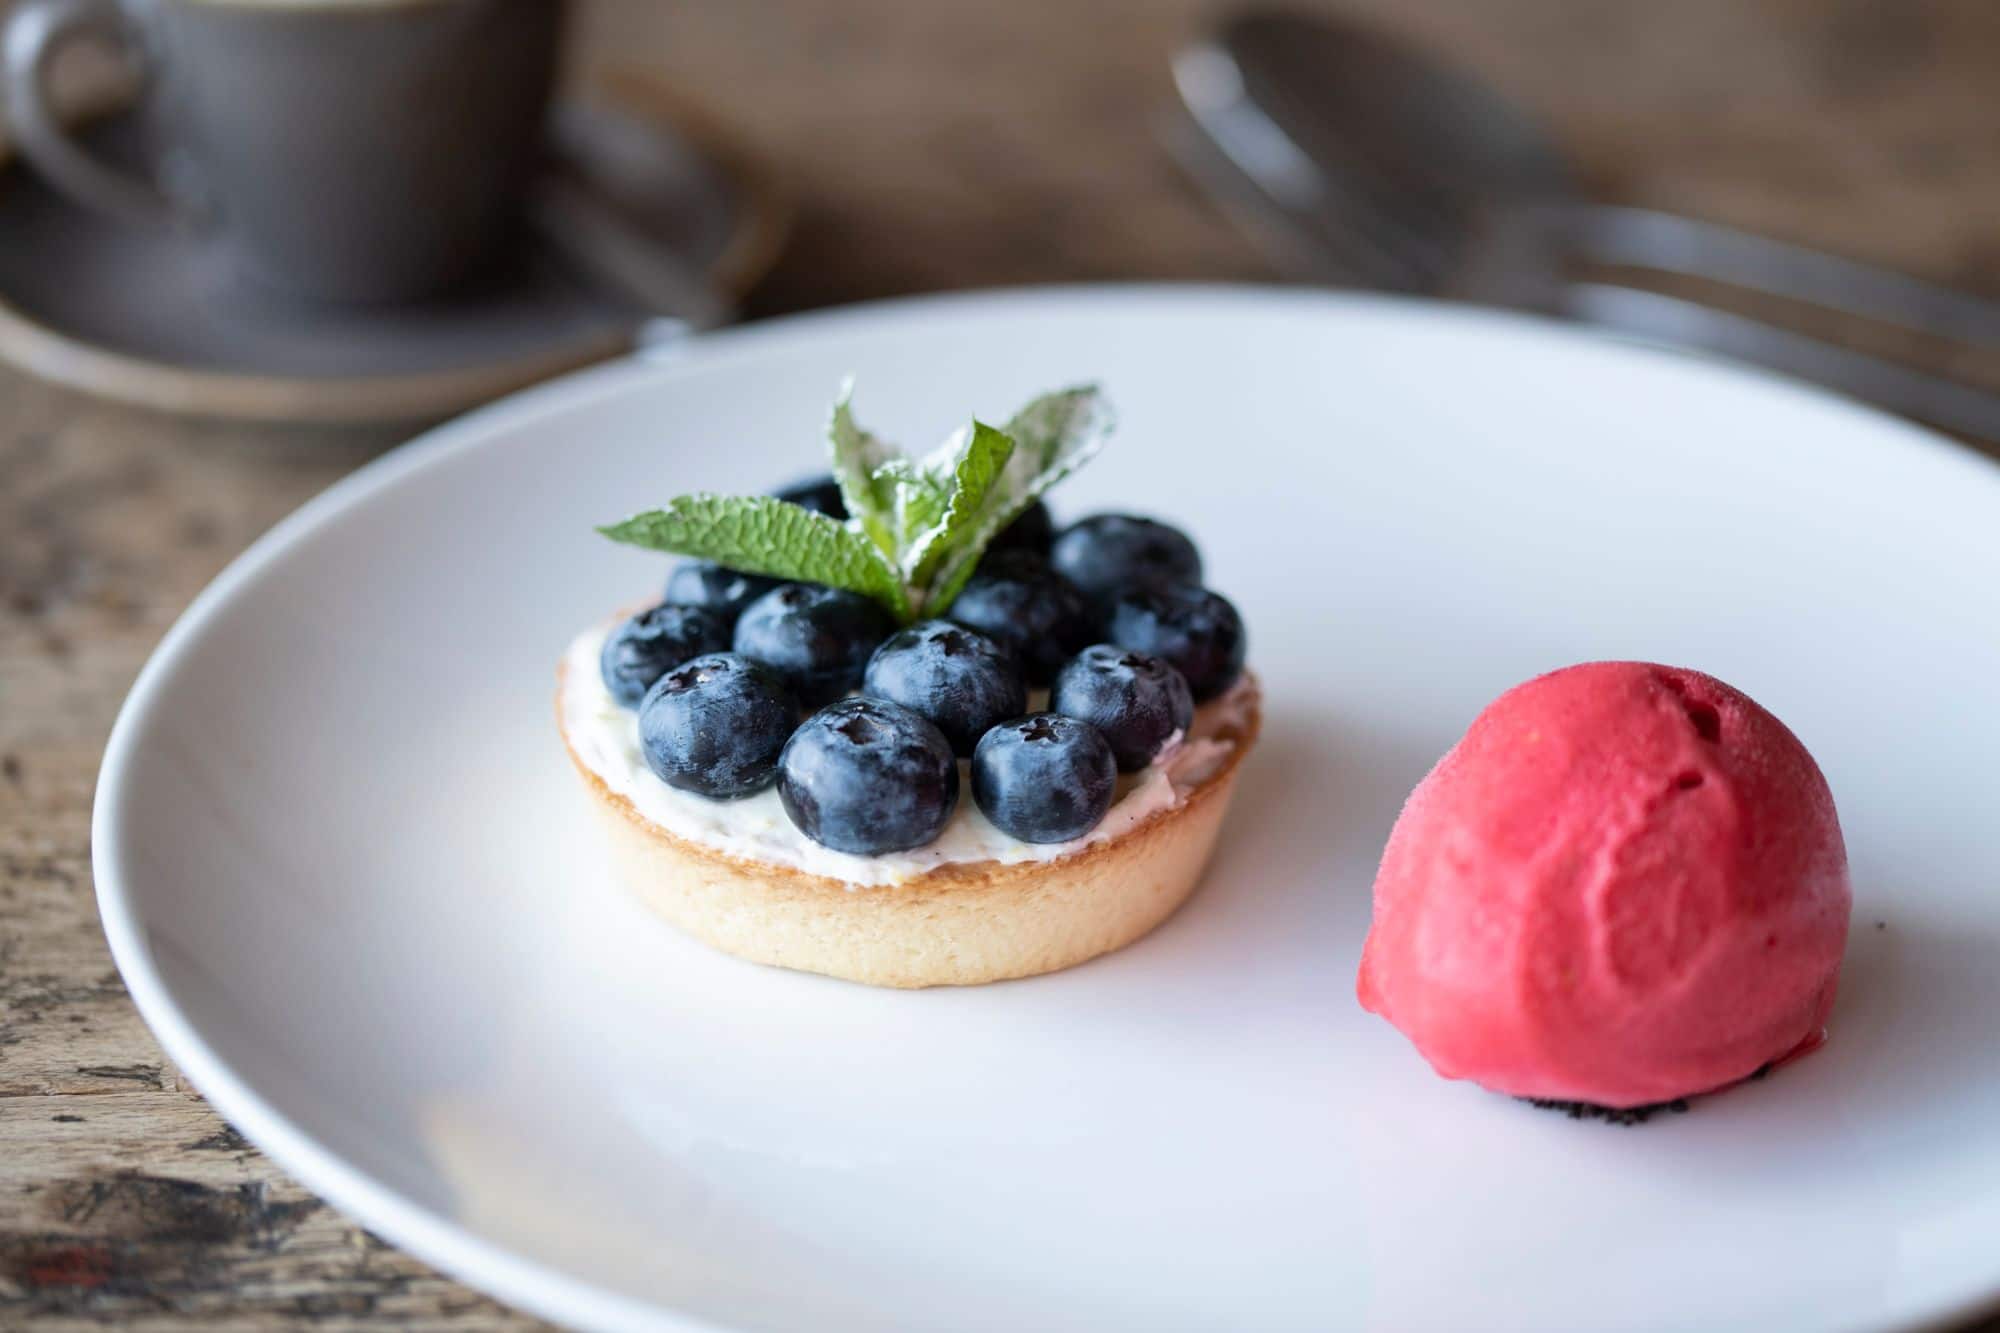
[946,549,1096,687]
[779,698,959,854]
[1051,514,1203,605]
[772,473,847,519]
[1051,645,1195,772]
[663,561,783,626]
[972,714,1117,843]
[863,621,1026,757]
[638,653,798,798]
[1107,585,1246,702]
[984,499,1055,556]
[734,583,894,707]
[599,604,732,707]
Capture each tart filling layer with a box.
[562,623,1258,887]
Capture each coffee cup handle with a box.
[3,0,177,225]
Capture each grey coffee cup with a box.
[2,0,566,304]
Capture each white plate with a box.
[94,287,2000,1333]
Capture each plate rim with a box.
[90,282,2000,1333]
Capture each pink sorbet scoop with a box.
[1358,661,1851,1108]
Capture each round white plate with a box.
[95,287,2000,1333]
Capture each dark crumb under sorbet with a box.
[1521,1097,1690,1126]
[1520,1063,1774,1127]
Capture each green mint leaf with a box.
[599,494,908,619]
[599,382,1112,627]
[925,386,1113,612]
[927,526,999,616]
[873,458,949,555]
[826,383,899,555]
[905,420,1015,600]
[1002,384,1114,504]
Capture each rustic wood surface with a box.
[2,0,1997,1326]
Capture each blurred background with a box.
[4,0,1989,421]
[602,1,2000,314]
[2,0,1997,1325]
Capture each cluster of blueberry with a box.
[598,475,1246,857]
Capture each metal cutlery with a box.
[1172,11,2000,440]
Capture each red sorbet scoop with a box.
[1357,661,1851,1108]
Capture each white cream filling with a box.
[561,623,1258,888]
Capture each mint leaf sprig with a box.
[598,382,1113,624]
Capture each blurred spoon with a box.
[1173,10,2000,439]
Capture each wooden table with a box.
[3,1,1996,1325]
